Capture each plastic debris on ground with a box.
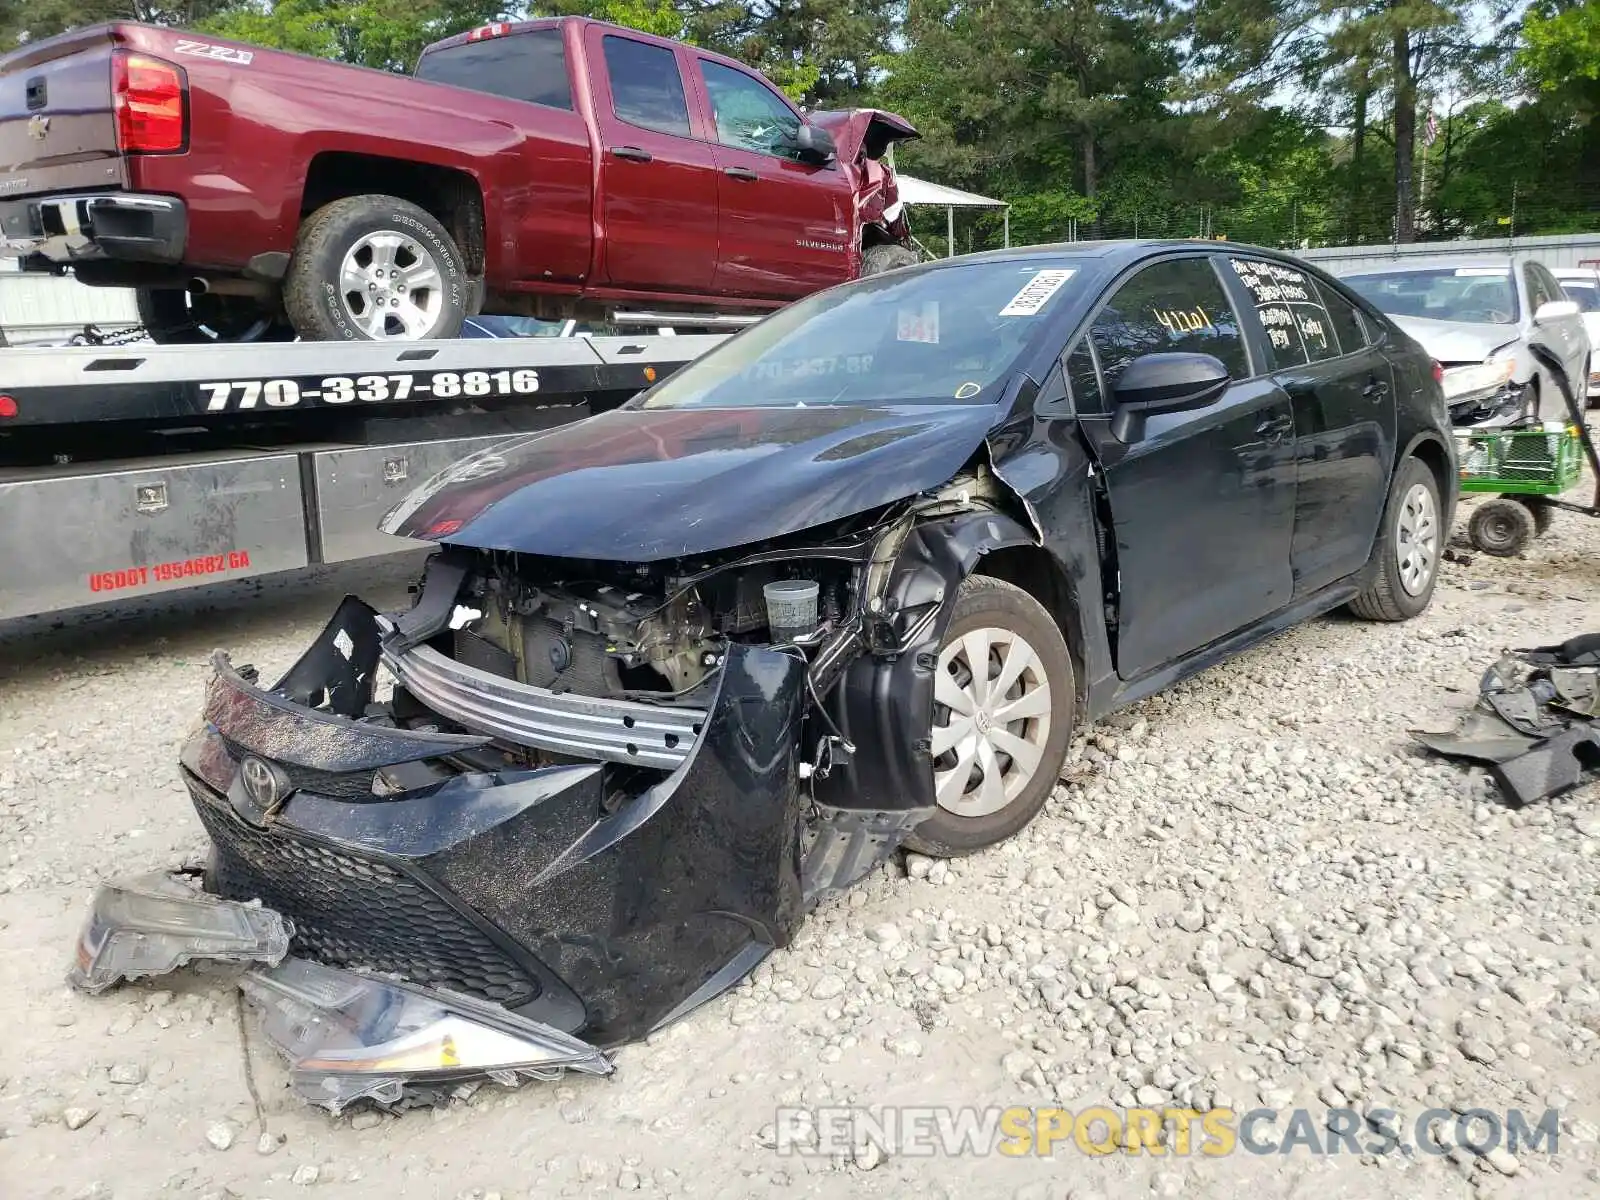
[1412,632,1600,806]
[238,956,613,1114]
[67,870,293,994]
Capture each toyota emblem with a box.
[239,755,283,809]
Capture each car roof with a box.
[887,238,1320,280]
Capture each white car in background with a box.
[1553,265,1600,401]
[1339,257,1591,425]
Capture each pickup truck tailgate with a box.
[0,27,127,198]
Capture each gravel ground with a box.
[3,494,1600,1200]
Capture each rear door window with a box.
[1090,257,1250,388]
[698,60,804,160]
[1227,256,1340,367]
[415,28,573,109]
[1316,280,1370,357]
[603,35,692,137]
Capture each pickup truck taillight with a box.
[112,51,187,154]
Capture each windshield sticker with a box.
[954,381,982,399]
[1000,269,1075,317]
[897,302,940,344]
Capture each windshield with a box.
[1343,267,1519,325]
[630,259,1085,410]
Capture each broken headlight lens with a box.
[239,957,612,1113]
[68,870,293,994]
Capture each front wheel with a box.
[1347,455,1444,621]
[903,575,1074,858]
[283,195,467,341]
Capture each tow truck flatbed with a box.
[0,334,724,428]
[0,333,727,620]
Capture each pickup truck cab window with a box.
[699,60,804,161]
[414,28,573,110]
[602,35,692,137]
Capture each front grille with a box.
[185,774,538,1006]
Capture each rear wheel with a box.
[136,288,289,344]
[283,195,467,341]
[903,575,1074,858]
[1468,498,1536,557]
[1348,455,1443,621]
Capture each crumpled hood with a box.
[1391,315,1518,365]
[380,403,1002,561]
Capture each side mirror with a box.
[1110,352,1231,442]
[794,123,836,165]
[1534,299,1579,323]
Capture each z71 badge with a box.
[172,39,255,66]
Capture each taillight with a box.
[112,51,186,153]
[0,396,17,419]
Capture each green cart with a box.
[1456,423,1596,555]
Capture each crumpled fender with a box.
[814,507,1039,814]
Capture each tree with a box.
[197,0,509,72]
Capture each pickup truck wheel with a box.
[902,575,1074,858]
[284,196,466,341]
[861,244,921,276]
[1347,455,1443,621]
[136,288,288,344]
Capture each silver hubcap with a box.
[339,231,444,339]
[1396,482,1439,596]
[931,626,1052,818]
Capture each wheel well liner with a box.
[1401,431,1457,531]
[814,509,1073,814]
[301,152,487,286]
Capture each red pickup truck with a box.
[0,18,920,343]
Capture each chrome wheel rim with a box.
[1396,482,1439,596]
[339,231,444,339]
[931,625,1052,818]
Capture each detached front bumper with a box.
[0,191,186,264]
[179,596,807,1048]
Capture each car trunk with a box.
[0,26,128,198]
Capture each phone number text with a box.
[199,369,541,411]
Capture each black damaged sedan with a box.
[180,240,1456,1059]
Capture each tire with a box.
[283,195,467,341]
[902,575,1074,858]
[1517,496,1557,537]
[136,287,290,344]
[1468,498,1536,557]
[861,243,921,276]
[1347,455,1444,621]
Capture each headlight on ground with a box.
[67,871,292,994]
[239,956,613,1113]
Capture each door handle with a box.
[1255,413,1293,441]
[722,166,759,181]
[1363,379,1391,400]
[610,146,652,163]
